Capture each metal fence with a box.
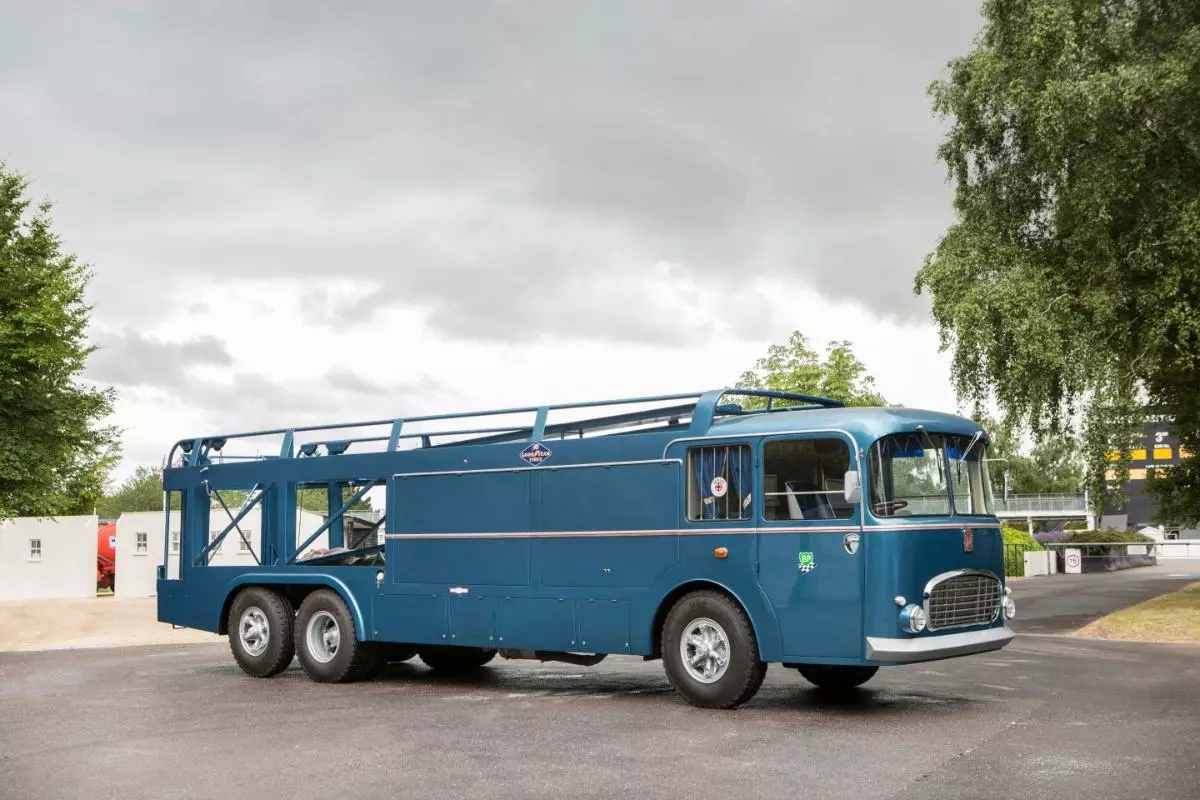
[1041,541,1198,556]
[1148,540,1200,559]
[1003,544,1026,578]
[994,494,1087,514]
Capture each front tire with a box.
[294,589,375,683]
[227,587,295,678]
[661,590,767,709]
[795,664,878,690]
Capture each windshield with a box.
[949,435,995,515]
[868,432,994,518]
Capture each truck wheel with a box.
[417,645,497,674]
[795,665,878,690]
[358,643,388,680]
[661,590,767,709]
[228,587,295,678]
[294,589,374,683]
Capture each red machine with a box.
[97,522,116,592]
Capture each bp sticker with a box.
[710,476,728,498]
[798,551,817,574]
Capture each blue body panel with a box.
[156,390,1011,666]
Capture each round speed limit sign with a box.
[1066,553,1080,568]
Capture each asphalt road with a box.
[2,564,1198,800]
[1008,559,1200,633]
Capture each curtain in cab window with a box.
[687,445,752,521]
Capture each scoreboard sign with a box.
[1104,420,1189,527]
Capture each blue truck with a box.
[157,388,1015,709]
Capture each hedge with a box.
[1002,525,1045,551]
[1059,528,1153,545]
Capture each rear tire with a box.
[417,645,497,674]
[227,587,295,678]
[359,643,388,680]
[795,664,878,690]
[661,590,766,709]
[294,589,374,683]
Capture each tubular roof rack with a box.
[166,388,844,468]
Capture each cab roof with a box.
[707,405,985,446]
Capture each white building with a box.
[0,515,98,601]
[114,508,329,597]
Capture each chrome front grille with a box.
[923,570,1002,631]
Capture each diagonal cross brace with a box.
[196,483,264,566]
[289,480,378,563]
[349,513,388,549]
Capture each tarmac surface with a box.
[1,562,1198,800]
[1007,559,1200,634]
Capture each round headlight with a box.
[1003,596,1016,620]
[899,604,927,633]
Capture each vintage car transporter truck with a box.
[157,388,1015,709]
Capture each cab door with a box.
[756,432,864,661]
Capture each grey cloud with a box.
[115,369,459,472]
[177,370,458,436]
[326,367,388,397]
[86,329,232,388]
[1,1,982,341]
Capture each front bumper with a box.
[865,625,1014,664]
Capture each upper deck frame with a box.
[163,388,845,472]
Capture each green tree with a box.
[0,163,119,520]
[736,331,887,407]
[95,465,177,518]
[914,1,1200,520]
[978,416,1085,496]
[212,485,373,515]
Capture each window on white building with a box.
[239,530,252,552]
[28,538,42,561]
[135,532,148,554]
[170,531,180,554]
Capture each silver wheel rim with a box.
[680,617,731,684]
[239,607,270,657]
[306,610,340,664]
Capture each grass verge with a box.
[1076,582,1200,643]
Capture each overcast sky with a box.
[0,2,985,482]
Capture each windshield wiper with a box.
[959,430,983,462]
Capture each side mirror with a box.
[844,470,862,504]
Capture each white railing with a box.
[995,494,1087,514]
[1043,540,1200,559]
[1150,540,1200,559]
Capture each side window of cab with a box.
[761,438,856,521]
[685,444,753,521]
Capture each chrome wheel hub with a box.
[239,607,270,657]
[306,610,341,664]
[680,617,731,684]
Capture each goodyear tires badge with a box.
[520,442,553,466]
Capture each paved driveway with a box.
[1,564,1198,800]
[1009,559,1200,633]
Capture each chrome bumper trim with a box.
[865,626,1015,664]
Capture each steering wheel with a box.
[872,499,909,516]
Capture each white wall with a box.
[115,509,328,597]
[0,515,98,601]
